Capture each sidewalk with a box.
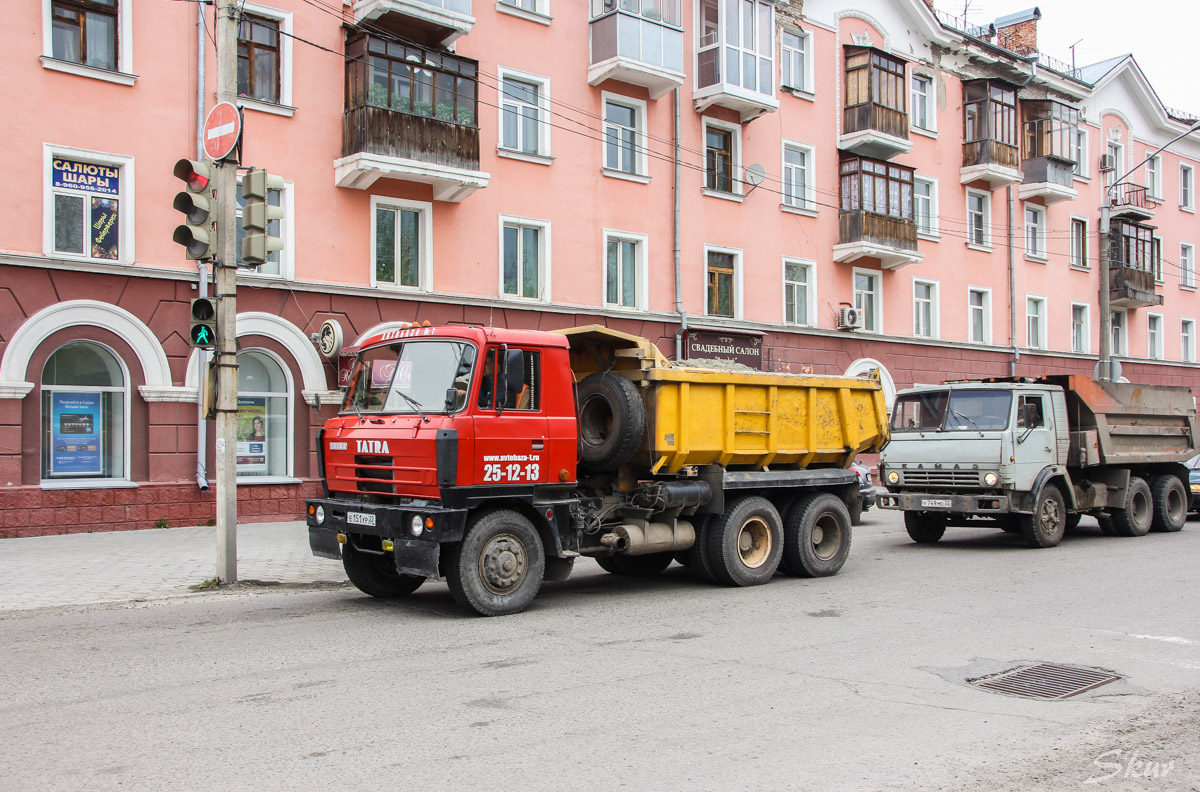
[0,521,348,611]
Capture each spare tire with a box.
[577,372,645,471]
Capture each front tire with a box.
[1110,476,1153,537]
[782,493,852,577]
[1021,486,1066,548]
[342,542,425,599]
[904,511,946,544]
[1150,475,1187,533]
[446,510,544,616]
[705,496,783,586]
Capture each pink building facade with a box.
[2,0,1198,535]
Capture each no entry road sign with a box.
[203,102,242,161]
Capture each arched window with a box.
[236,349,291,479]
[41,341,128,480]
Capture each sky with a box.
[959,0,1198,114]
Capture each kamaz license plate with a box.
[921,498,952,509]
[346,512,376,527]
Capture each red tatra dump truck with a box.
[305,324,889,615]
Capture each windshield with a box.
[891,390,1012,432]
[343,341,476,415]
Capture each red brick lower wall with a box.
[0,480,322,538]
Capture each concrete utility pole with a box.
[215,0,239,583]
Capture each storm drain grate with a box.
[969,663,1121,700]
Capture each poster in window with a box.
[50,392,103,476]
[91,197,120,260]
[236,397,268,472]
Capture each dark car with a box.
[849,460,876,525]
[1188,454,1200,513]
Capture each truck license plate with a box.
[346,512,375,527]
[921,498,952,509]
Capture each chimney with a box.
[994,7,1041,56]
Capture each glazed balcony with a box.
[1109,183,1155,222]
[960,139,1022,189]
[1018,107,1079,203]
[834,210,921,269]
[588,1,685,99]
[1109,265,1162,308]
[1108,220,1162,308]
[351,0,474,46]
[834,156,921,268]
[839,46,910,159]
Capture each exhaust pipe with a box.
[600,519,695,555]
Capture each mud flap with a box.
[309,527,342,560]
[393,538,441,579]
[543,556,575,582]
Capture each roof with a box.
[994,6,1041,27]
[1076,53,1130,85]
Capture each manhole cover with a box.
[969,663,1121,699]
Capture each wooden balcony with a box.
[1109,265,1163,308]
[839,103,911,160]
[960,139,1022,188]
[833,210,922,269]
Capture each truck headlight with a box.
[315,505,325,525]
[410,515,424,536]
[983,472,998,486]
[886,470,899,485]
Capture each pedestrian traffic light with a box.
[172,159,218,260]
[189,297,217,349]
[241,168,285,266]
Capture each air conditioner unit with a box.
[1098,154,1116,173]
[838,306,864,330]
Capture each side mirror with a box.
[445,387,459,412]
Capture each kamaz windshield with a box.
[891,390,1012,432]
[344,341,476,415]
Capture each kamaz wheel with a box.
[783,493,852,577]
[904,511,946,544]
[342,542,424,599]
[706,496,783,586]
[1110,476,1153,537]
[1150,475,1187,533]
[610,552,674,576]
[577,373,646,472]
[446,510,544,616]
[1020,486,1065,548]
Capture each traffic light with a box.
[241,168,284,266]
[172,159,218,260]
[189,297,217,349]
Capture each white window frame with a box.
[912,278,938,339]
[1069,215,1089,269]
[1111,309,1127,357]
[702,117,742,200]
[1181,242,1196,290]
[1024,203,1046,261]
[910,74,935,135]
[852,268,882,333]
[703,244,743,320]
[601,229,649,311]
[966,189,991,250]
[782,257,816,327]
[968,286,991,345]
[601,92,649,181]
[236,2,295,116]
[369,195,434,292]
[234,347,296,483]
[1181,164,1195,211]
[1072,126,1089,180]
[914,176,939,240]
[43,143,136,266]
[1145,153,1162,200]
[1182,318,1196,364]
[1105,141,1123,189]
[1025,295,1046,350]
[1153,233,1164,284]
[236,175,295,281]
[1070,302,1090,354]
[497,0,551,24]
[780,139,815,214]
[1147,313,1164,360]
[497,66,552,163]
[780,27,813,95]
[498,214,552,303]
[41,0,135,85]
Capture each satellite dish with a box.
[744,163,766,187]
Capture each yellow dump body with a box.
[557,325,890,475]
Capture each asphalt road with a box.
[1,509,1197,791]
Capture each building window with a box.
[696,0,775,97]
[854,270,881,333]
[1182,164,1194,210]
[500,73,548,156]
[783,259,814,326]
[501,0,548,14]
[235,176,290,276]
[236,350,291,479]
[1153,236,1164,283]
[237,13,280,104]
[1146,154,1161,199]
[603,230,646,309]
[968,287,990,344]
[839,156,915,221]
[966,190,990,248]
[47,148,131,264]
[500,217,549,301]
[914,177,937,237]
[706,248,738,318]
[1071,303,1089,354]
[372,197,431,290]
[1183,319,1195,363]
[348,34,477,126]
[1026,296,1046,350]
[1182,243,1196,289]
[1070,217,1088,268]
[913,279,937,338]
[1105,141,1123,189]
[602,95,647,177]
[1071,127,1088,177]
[1024,204,1045,259]
[40,341,128,481]
[911,74,934,131]
[963,80,1017,148]
[1148,314,1163,360]
[781,29,810,92]
[704,122,738,194]
[1111,310,1126,356]
[782,141,813,210]
[50,0,117,71]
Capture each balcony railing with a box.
[844,103,908,141]
[1109,265,1162,308]
[1109,183,1154,221]
[963,139,1019,170]
[588,8,684,99]
[838,210,918,252]
[343,105,479,171]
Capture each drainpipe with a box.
[673,88,687,360]
[195,0,211,492]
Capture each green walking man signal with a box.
[189,297,218,349]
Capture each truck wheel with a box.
[577,372,645,471]
[594,555,621,574]
[610,552,674,576]
[1096,513,1117,536]
[1064,513,1082,532]
[782,493,852,577]
[446,510,544,616]
[1110,476,1153,537]
[1020,486,1066,548]
[904,512,946,544]
[342,543,425,599]
[1150,475,1188,533]
[847,496,863,527]
[685,515,718,583]
[706,496,783,586]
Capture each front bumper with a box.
[877,491,1011,514]
[305,497,469,579]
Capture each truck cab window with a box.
[479,348,540,411]
[1017,395,1045,429]
[345,340,475,415]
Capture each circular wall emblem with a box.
[318,319,343,359]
